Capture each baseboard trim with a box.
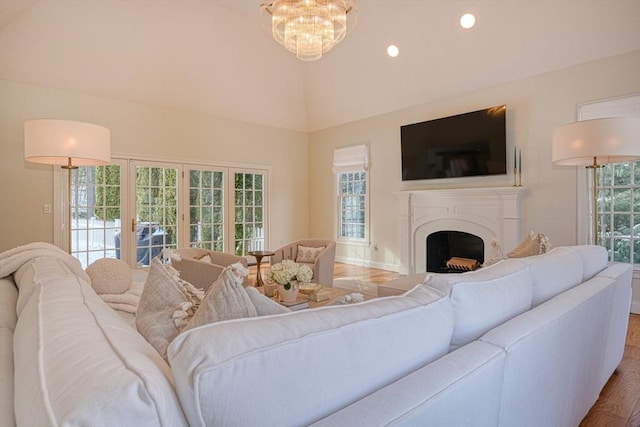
[335,256,398,273]
[631,300,640,315]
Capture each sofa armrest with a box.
[205,250,248,269]
[171,258,224,291]
[311,244,336,286]
[310,341,505,427]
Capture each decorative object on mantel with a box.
[24,119,111,253]
[267,259,313,303]
[513,145,523,187]
[552,117,640,244]
[260,0,358,61]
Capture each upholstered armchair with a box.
[271,239,336,286]
[170,248,248,291]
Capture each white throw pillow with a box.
[245,286,291,315]
[295,245,325,263]
[183,262,256,330]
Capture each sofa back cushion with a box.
[13,257,187,427]
[573,245,609,281]
[168,285,454,427]
[520,246,585,307]
[425,259,534,350]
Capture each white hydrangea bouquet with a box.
[267,259,313,290]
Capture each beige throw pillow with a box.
[136,259,202,359]
[508,231,551,258]
[184,262,257,330]
[86,258,132,295]
[295,245,325,263]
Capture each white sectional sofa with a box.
[0,244,632,426]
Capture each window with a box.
[233,170,266,255]
[598,161,640,264]
[333,144,369,243]
[70,163,123,268]
[187,168,225,252]
[338,171,367,240]
[578,93,640,266]
[59,159,269,268]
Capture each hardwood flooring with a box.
[248,262,640,425]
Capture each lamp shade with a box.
[552,117,640,166]
[24,119,111,166]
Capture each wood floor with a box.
[249,262,640,425]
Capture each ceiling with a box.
[1,0,639,132]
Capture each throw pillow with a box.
[136,259,202,359]
[245,286,291,315]
[295,245,325,263]
[200,254,212,264]
[183,262,257,331]
[483,239,507,267]
[86,258,132,294]
[508,232,551,258]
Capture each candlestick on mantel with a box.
[513,146,518,186]
[518,149,523,186]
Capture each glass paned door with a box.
[70,164,123,268]
[187,168,225,251]
[130,162,179,266]
[233,171,266,256]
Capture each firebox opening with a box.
[426,230,484,273]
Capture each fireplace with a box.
[427,230,484,273]
[398,187,525,274]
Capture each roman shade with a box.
[332,144,369,173]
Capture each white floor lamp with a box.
[24,119,111,253]
[552,117,640,245]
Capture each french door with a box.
[66,160,269,268]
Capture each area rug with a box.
[332,278,379,298]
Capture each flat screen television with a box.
[401,105,507,181]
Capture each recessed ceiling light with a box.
[460,13,476,29]
[387,45,399,58]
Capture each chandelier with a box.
[260,0,358,61]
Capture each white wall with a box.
[0,80,309,253]
[308,50,640,308]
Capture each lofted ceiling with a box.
[1,0,639,132]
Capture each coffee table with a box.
[260,285,369,309]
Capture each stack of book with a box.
[278,294,309,311]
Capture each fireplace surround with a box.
[398,187,526,274]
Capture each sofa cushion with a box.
[425,259,534,350]
[521,246,584,307]
[168,285,454,427]
[13,257,187,426]
[136,259,202,359]
[573,245,609,281]
[183,262,257,330]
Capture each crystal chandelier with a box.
[260,0,358,61]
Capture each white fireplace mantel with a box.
[397,186,526,274]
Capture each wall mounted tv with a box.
[401,105,507,181]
